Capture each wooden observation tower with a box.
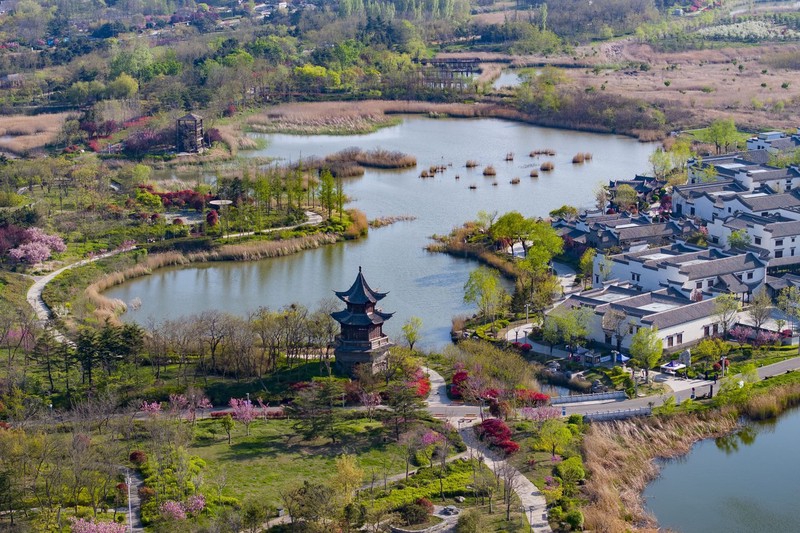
[331,267,394,376]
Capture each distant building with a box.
[176,113,204,153]
[746,128,800,153]
[331,268,394,376]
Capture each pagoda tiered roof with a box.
[334,266,388,305]
[331,308,394,326]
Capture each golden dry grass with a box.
[0,113,72,154]
[483,165,496,176]
[582,412,739,531]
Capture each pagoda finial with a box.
[359,265,362,273]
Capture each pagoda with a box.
[331,267,394,376]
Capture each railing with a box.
[551,391,627,404]
[583,407,652,421]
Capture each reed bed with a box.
[540,161,555,171]
[510,177,520,184]
[344,209,368,239]
[582,411,739,531]
[483,165,496,176]
[325,147,416,170]
[530,149,556,156]
[466,160,479,168]
[530,169,539,177]
[328,162,365,178]
[420,170,431,178]
[0,112,72,154]
[427,237,520,279]
[742,382,800,420]
[369,215,417,228]
[572,153,586,164]
[505,152,514,161]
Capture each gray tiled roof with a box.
[736,191,800,211]
[642,298,718,329]
[766,219,800,238]
[677,252,764,280]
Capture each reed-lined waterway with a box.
[106,116,656,348]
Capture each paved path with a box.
[423,367,552,532]
[225,210,323,239]
[26,249,130,344]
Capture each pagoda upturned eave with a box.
[334,268,388,305]
[331,308,394,326]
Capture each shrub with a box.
[497,439,520,455]
[399,502,429,525]
[415,497,434,514]
[565,509,584,530]
[456,509,483,533]
[138,486,155,502]
[476,418,512,444]
[129,450,147,465]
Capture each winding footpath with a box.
[423,367,552,532]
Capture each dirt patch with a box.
[0,112,73,155]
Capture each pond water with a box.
[106,116,656,348]
[493,70,525,89]
[644,407,800,532]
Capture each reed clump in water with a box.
[466,160,479,168]
[540,161,555,171]
[483,165,496,176]
[572,152,593,163]
[343,209,369,239]
[530,149,556,157]
[530,169,539,177]
[369,215,417,228]
[325,147,416,169]
[510,177,520,184]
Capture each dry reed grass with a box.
[369,215,417,228]
[0,112,72,154]
[582,411,739,531]
[510,177,520,184]
[540,161,555,171]
[572,152,593,163]
[483,165,496,176]
[530,169,539,177]
[466,160,479,168]
[344,209,368,239]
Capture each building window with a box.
[708,279,714,287]
[632,273,641,282]
[690,207,696,216]
[776,239,784,246]
[728,207,732,213]
[677,333,683,344]
[696,281,703,289]
[595,275,600,284]
[747,272,754,280]
[667,336,674,347]
[776,250,784,258]
[755,237,762,245]
[605,334,612,344]
[792,248,796,257]
[704,325,710,336]
[713,324,719,335]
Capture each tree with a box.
[629,326,662,383]
[401,316,422,350]
[777,286,800,333]
[106,73,139,99]
[491,211,535,256]
[747,289,772,333]
[319,169,335,219]
[385,382,425,440]
[601,308,630,351]
[702,118,739,154]
[464,266,508,324]
[578,249,596,288]
[714,294,741,335]
[548,306,592,356]
[594,182,609,212]
[220,414,235,445]
[229,398,257,436]
[548,205,578,220]
[649,148,673,180]
[538,419,571,458]
[613,184,638,209]
[331,454,363,508]
[727,229,751,250]
[694,338,728,375]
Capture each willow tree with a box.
[464,266,508,325]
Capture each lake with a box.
[106,116,656,348]
[644,407,800,532]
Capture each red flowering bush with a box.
[415,497,434,514]
[138,486,155,502]
[129,450,147,465]
[477,418,512,444]
[520,343,532,353]
[515,389,550,407]
[497,439,520,455]
[450,370,469,398]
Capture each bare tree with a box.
[747,288,772,332]
[496,460,523,522]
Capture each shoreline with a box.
[244,100,664,142]
[582,378,800,530]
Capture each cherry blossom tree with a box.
[229,398,257,436]
[70,518,127,533]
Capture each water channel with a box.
[106,116,656,348]
[644,407,800,532]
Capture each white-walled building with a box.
[593,244,767,301]
[551,283,734,353]
[673,182,800,222]
[746,128,800,153]
[706,213,800,268]
[687,153,800,192]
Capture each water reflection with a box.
[714,424,757,454]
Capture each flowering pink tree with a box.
[520,406,562,423]
[70,518,127,533]
[160,500,187,521]
[358,391,381,419]
[754,330,780,348]
[419,430,444,467]
[184,494,206,515]
[7,227,66,264]
[729,326,752,347]
[229,398,257,435]
[140,400,162,416]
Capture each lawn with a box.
[190,416,406,507]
